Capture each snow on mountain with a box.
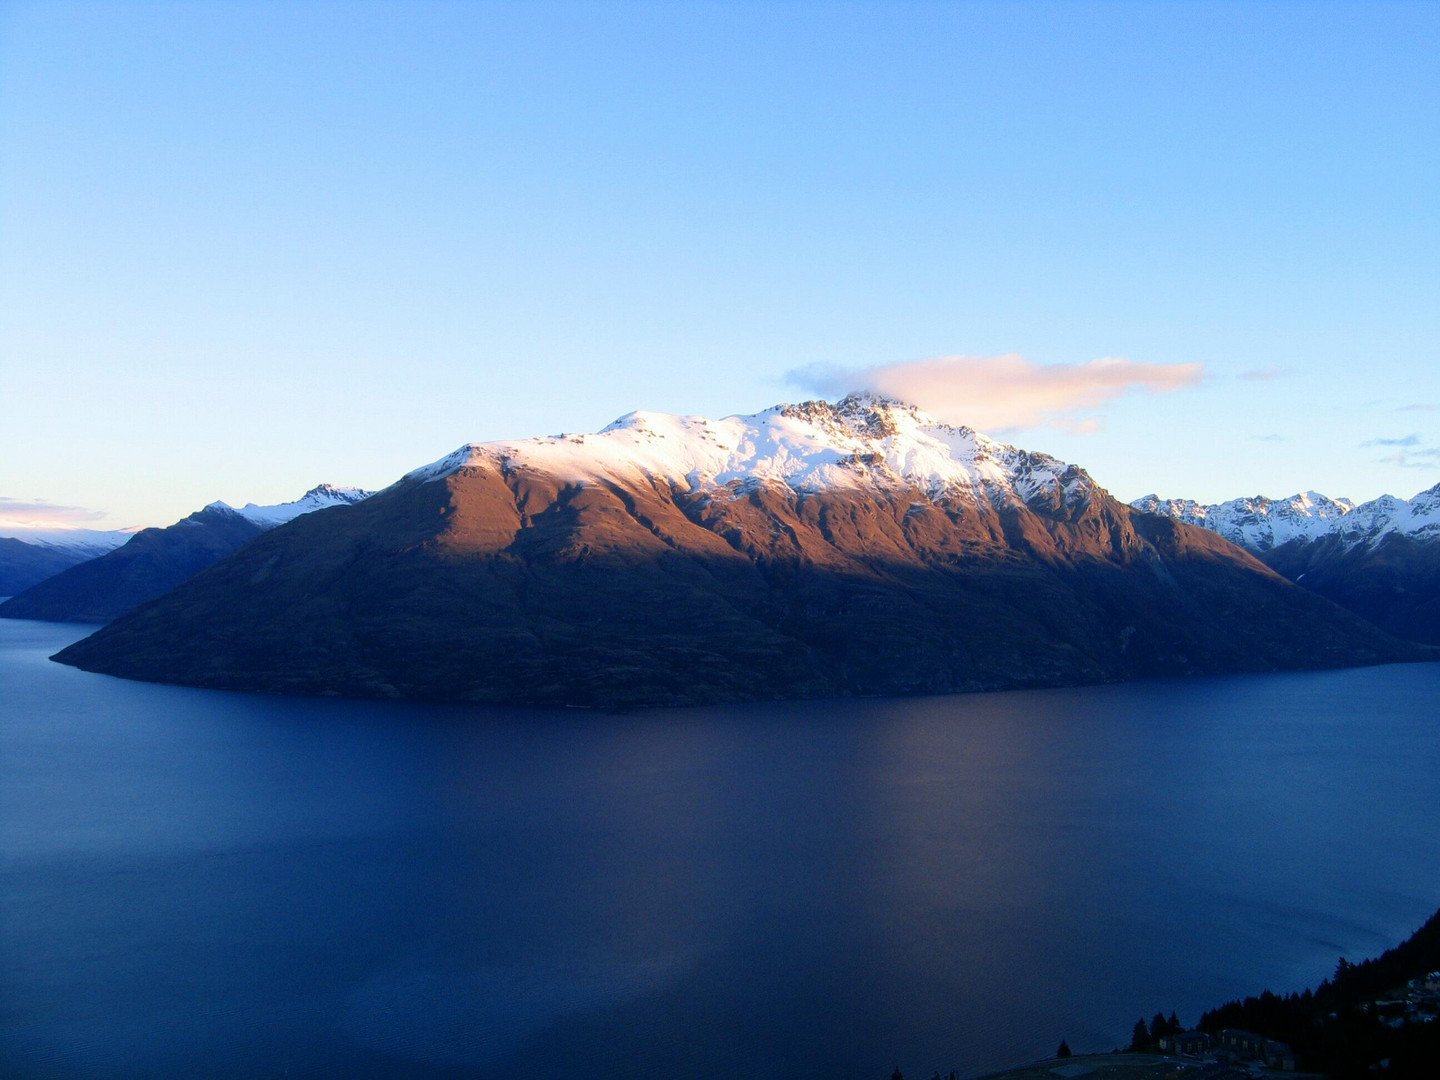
[207,484,374,528]
[1132,481,1440,551]
[404,393,1096,512]
[0,526,136,559]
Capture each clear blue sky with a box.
[2,0,1436,528]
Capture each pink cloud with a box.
[0,497,109,529]
[789,353,1205,433]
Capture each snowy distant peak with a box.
[1129,495,1212,527]
[298,483,370,503]
[1412,481,1440,515]
[1132,483,1440,552]
[0,526,135,558]
[406,396,1096,511]
[208,484,374,528]
[1336,487,1440,546]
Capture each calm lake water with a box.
[3,617,1439,1079]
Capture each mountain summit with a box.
[407,393,1097,510]
[54,399,1423,706]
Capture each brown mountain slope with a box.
[54,456,1426,707]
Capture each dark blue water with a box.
[3,617,1439,1079]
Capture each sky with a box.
[1,0,1437,530]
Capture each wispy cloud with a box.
[1239,367,1292,382]
[1361,434,1422,448]
[1252,434,1286,443]
[787,353,1205,433]
[1363,433,1440,470]
[1379,448,1440,470]
[0,497,109,528]
[1397,404,1436,413]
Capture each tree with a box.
[1335,957,1353,989]
[1057,1040,1072,1058]
[1168,1011,1181,1034]
[891,1069,903,1080]
[1131,1019,1150,1051]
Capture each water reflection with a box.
[3,619,1440,1079]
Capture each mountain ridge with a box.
[1133,482,1440,644]
[0,484,373,624]
[53,397,1426,706]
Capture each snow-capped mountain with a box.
[1331,484,1440,546]
[54,396,1419,707]
[208,484,374,528]
[407,392,1097,514]
[1131,484,1440,553]
[1133,482,1440,645]
[0,526,138,596]
[1,483,373,624]
[0,526,135,560]
[1129,491,1355,551]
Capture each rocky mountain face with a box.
[0,485,371,624]
[54,396,1423,707]
[1132,483,1440,644]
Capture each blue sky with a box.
[1,0,1437,528]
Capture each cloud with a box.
[1252,434,1286,443]
[1239,368,1293,382]
[0,497,110,528]
[1379,447,1440,470]
[1397,404,1436,413]
[786,353,1205,433]
[1366,434,1440,469]
[1361,434,1422,448]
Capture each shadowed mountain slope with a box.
[0,537,90,597]
[55,397,1424,707]
[1134,483,1440,645]
[1260,531,1440,646]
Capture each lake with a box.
[3,617,1439,1079]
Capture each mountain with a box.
[53,396,1424,707]
[0,485,372,624]
[0,524,137,596]
[1132,483,1440,644]
[0,538,91,597]
[0,526,134,560]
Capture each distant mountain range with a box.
[0,485,371,623]
[52,395,1424,707]
[1132,484,1440,644]
[0,525,135,559]
[0,526,134,597]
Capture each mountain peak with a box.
[300,483,369,502]
[774,392,950,441]
[235,484,374,526]
[404,396,1090,513]
[1134,482,1437,552]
